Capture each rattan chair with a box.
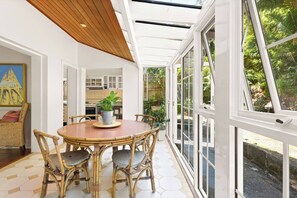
[0,102,29,154]
[67,114,100,152]
[135,114,155,128]
[111,127,160,198]
[121,114,155,152]
[69,114,99,124]
[33,129,91,198]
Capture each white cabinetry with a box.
[86,77,103,88]
[86,76,122,89]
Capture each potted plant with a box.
[151,103,169,141]
[97,91,119,125]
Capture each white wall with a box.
[0,0,78,151]
[78,44,139,120]
[0,45,32,148]
[86,68,122,77]
[0,0,141,150]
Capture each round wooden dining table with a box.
[57,120,151,198]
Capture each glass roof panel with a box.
[141,60,169,66]
[137,37,181,50]
[153,0,204,6]
[131,2,200,24]
[140,55,172,62]
[139,48,176,56]
[134,23,189,40]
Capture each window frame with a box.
[242,0,297,117]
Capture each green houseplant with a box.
[97,91,119,125]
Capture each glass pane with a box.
[177,67,182,84]
[176,66,182,151]
[203,157,207,194]
[268,39,297,111]
[143,67,166,126]
[208,120,215,165]
[189,142,194,168]
[189,75,193,109]
[290,145,297,197]
[183,77,189,104]
[183,56,189,77]
[177,117,182,140]
[205,25,215,66]
[202,59,212,105]
[182,48,194,170]
[189,112,194,141]
[243,5,273,113]
[208,164,215,198]
[182,135,189,160]
[241,130,283,197]
[183,109,189,137]
[256,0,297,44]
[202,118,208,157]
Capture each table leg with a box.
[92,144,100,198]
[92,144,109,198]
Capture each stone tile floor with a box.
[0,140,193,198]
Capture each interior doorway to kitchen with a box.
[85,68,123,119]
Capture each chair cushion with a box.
[49,150,90,169]
[2,111,21,122]
[112,150,145,169]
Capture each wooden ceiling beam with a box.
[27,0,133,61]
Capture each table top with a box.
[57,120,151,143]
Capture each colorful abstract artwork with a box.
[0,64,26,106]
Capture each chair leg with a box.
[128,175,135,198]
[149,164,156,193]
[65,144,71,152]
[74,170,80,185]
[112,146,118,153]
[41,172,49,198]
[59,176,66,198]
[112,167,117,198]
[83,163,91,193]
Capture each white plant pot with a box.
[158,129,166,141]
[101,110,114,125]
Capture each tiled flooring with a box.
[0,140,193,198]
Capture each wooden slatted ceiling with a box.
[27,0,133,62]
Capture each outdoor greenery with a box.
[97,91,119,111]
[143,68,166,126]
[202,60,212,105]
[244,0,297,111]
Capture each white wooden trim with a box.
[283,143,289,198]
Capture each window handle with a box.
[275,117,292,126]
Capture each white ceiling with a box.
[111,0,203,67]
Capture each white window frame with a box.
[241,0,297,118]
[180,43,195,175]
[172,63,182,145]
[234,1,297,198]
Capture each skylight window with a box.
[153,0,204,6]
[132,0,204,8]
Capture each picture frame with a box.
[0,63,27,107]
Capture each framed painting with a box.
[0,64,26,107]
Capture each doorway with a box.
[63,65,78,125]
